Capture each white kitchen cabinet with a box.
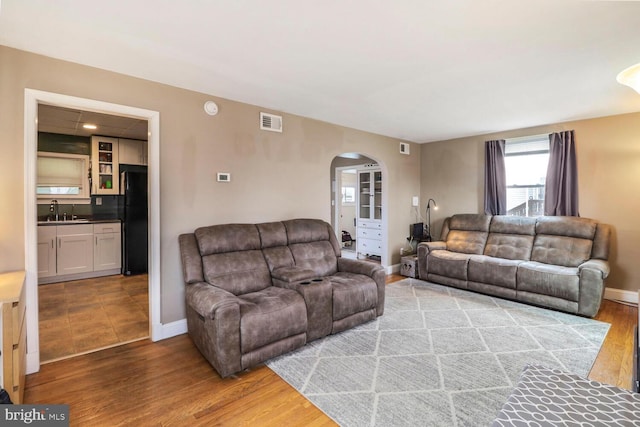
[93,223,122,271]
[91,136,119,195]
[38,222,122,283]
[56,224,94,275]
[356,164,383,259]
[37,226,57,278]
[118,138,147,166]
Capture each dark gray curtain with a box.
[544,130,579,216]
[484,140,507,215]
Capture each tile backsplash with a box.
[38,196,123,221]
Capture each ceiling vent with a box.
[260,112,283,133]
[399,142,410,155]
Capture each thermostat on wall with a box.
[217,172,231,182]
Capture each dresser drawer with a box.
[358,238,382,255]
[357,220,382,230]
[357,228,382,240]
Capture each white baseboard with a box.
[152,319,188,342]
[387,264,399,274]
[604,287,638,305]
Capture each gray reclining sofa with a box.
[179,218,385,377]
[418,214,611,317]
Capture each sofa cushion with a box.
[428,251,474,280]
[517,261,580,302]
[262,246,295,272]
[329,272,378,321]
[202,250,272,295]
[256,221,288,248]
[446,230,489,254]
[449,214,492,232]
[531,235,593,268]
[535,216,597,240]
[195,224,261,255]
[284,218,331,244]
[484,234,534,261]
[484,216,536,260]
[490,216,537,235]
[468,256,522,289]
[289,241,338,276]
[238,286,307,353]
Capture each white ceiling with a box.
[2,0,640,143]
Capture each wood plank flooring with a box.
[38,274,149,362]
[25,274,638,426]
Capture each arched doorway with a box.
[330,153,387,267]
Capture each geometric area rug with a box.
[266,278,611,427]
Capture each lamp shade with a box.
[617,63,640,94]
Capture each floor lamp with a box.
[426,198,437,241]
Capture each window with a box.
[341,186,355,204]
[37,152,90,201]
[505,135,549,217]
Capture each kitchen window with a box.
[505,135,549,217]
[37,152,91,202]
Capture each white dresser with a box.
[0,271,26,404]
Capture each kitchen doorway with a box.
[24,89,161,374]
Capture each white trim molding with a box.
[24,89,161,374]
[604,287,639,305]
[155,319,188,341]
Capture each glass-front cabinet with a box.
[358,168,382,221]
[357,164,383,259]
[91,136,119,195]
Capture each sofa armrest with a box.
[338,257,386,316]
[417,241,447,279]
[577,259,610,317]
[578,259,610,279]
[185,281,239,319]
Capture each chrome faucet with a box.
[50,200,59,221]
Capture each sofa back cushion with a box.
[289,241,338,276]
[531,217,597,267]
[283,219,340,276]
[256,222,295,271]
[484,216,536,260]
[195,224,272,295]
[445,214,492,254]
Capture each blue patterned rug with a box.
[266,278,611,426]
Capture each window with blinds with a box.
[37,152,90,200]
[505,135,549,217]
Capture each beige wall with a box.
[0,46,421,324]
[420,112,640,293]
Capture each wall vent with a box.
[399,142,410,155]
[260,112,283,132]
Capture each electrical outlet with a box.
[412,196,419,207]
[95,197,102,206]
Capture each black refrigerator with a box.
[121,170,148,275]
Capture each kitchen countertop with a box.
[37,218,121,226]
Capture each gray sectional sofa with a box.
[179,218,385,377]
[417,214,611,317]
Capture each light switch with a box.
[412,196,419,207]
[96,197,102,206]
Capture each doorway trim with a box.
[24,89,161,374]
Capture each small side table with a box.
[400,255,419,278]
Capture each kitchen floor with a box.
[38,274,149,363]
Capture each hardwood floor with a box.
[25,274,637,426]
[38,274,149,362]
